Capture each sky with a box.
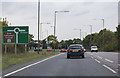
[1,0,119,41]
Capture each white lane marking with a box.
[3,53,64,77]
[105,59,113,63]
[91,56,94,59]
[103,65,117,74]
[95,59,101,63]
[97,56,102,59]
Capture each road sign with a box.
[52,42,56,43]
[2,26,29,44]
[3,32,15,43]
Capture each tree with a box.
[73,38,81,44]
[46,35,58,49]
[0,17,8,27]
[115,25,120,51]
[29,34,34,42]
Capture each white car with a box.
[91,46,98,52]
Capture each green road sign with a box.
[2,26,29,44]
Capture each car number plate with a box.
[73,50,78,52]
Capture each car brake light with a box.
[68,50,70,52]
[81,49,83,52]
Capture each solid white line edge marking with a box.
[95,59,101,63]
[3,53,64,77]
[105,59,113,63]
[103,65,117,74]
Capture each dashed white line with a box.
[97,56,102,59]
[103,65,117,74]
[95,59,101,63]
[91,56,94,59]
[105,59,113,63]
[3,53,64,77]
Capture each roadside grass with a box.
[2,52,59,70]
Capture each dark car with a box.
[67,44,85,59]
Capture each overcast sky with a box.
[1,0,119,41]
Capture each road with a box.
[2,52,120,77]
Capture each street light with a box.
[73,28,81,41]
[92,18,105,51]
[37,0,40,54]
[53,10,69,52]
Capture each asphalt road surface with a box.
[2,52,120,77]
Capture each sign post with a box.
[2,26,29,54]
[5,44,7,55]
[25,44,27,55]
[15,44,17,55]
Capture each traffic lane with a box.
[87,52,118,62]
[9,53,118,76]
[86,52,119,72]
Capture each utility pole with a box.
[37,0,40,54]
[53,11,57,52]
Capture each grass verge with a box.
[1,52,59,70]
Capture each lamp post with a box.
[37,0,40,54]
[53,11,69,52]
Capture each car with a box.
[67,44,85,59]
[91,46,98,52]
[47,49,53,52]
[60,49,67,52]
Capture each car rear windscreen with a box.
[91,46,97,48]
[69,46,82,49]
